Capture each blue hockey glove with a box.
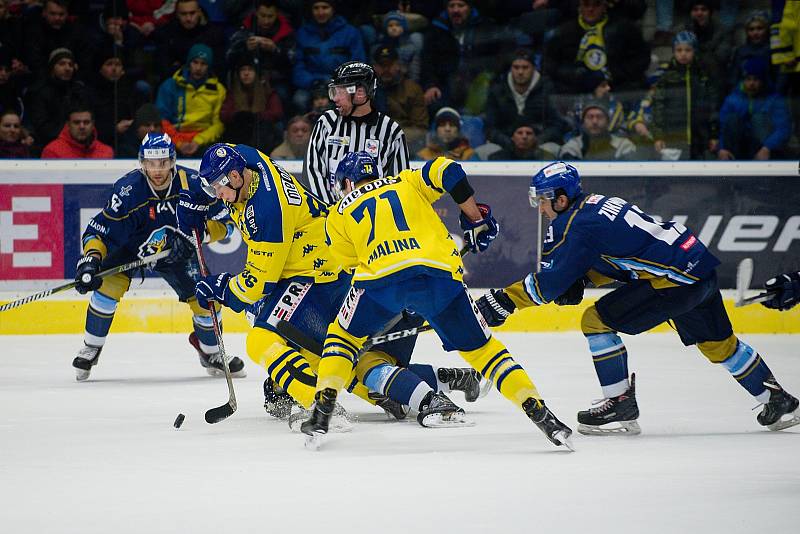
[761,271,800,311]
[460,203,499,253]
[75,255,102,294]
[195,272,232,310]
[476,289,516,327]
[157,231,197,268]
[177,188,210,241]
[554,277,587,306]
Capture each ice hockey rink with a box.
[1,331,797,534]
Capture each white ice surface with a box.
[1,332,798,534]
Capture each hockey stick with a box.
[193,228,237,424]
[0,249,171,313]
[733,257,778,307]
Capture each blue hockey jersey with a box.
[521,193,720,305]
[82,165,232,261]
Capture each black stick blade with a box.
[205,401,236,424]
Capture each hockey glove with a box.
[460,203,499,253]
[75,255,102,294]
[554,277,588,306]
[761,271,800,311]
[195,272,232,310]
[177,188,210,242]
[157,231,197,268]
[476,289,516,327]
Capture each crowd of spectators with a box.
[0,0,797,161]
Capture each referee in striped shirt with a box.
[302,60,410,205]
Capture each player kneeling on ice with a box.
[72,133,246,381]
[476,161,799,435]
[300,151,573,449]
[186,144,483,431]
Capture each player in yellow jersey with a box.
[179,144,483,426]
[300,151,573,450]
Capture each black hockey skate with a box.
[73,343,102,382]
[369,392,409,420]
[438,367,488,402]
[523,397,574,450]
[417,391,474,428]
[577,374,641,436]
[189,333,246,378]
[263,377,297,419]
[301,388,338,450]
[756,376,800,431]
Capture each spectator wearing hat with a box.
[727,10,772,91]
[372,10,423,83]
[41,106,114,159]
[685,1,732,85]
[89,50,139,150]
[543,0,649,99]
[420,0,515,112]
[116,103,163,158]
[25,47,91,150]
[417,106,476,160]
[271,114,313,159]
[372,44,428,153]
[220,53,283,152]
[485,48,567,152]
[651,31,719,160]
[22,0,89,77]
[153,0,226,81]
[292,0,365,113]
[718,58,790,161]
[156,43,226,156]
[227,0,295,109]
[488,121,557,161]
[0,109,32,158]
[559,98,636,160]
[569,69,625,137]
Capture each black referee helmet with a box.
[328,61,377,100]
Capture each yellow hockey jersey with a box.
[222,145,340,310]
[326,157,464,288]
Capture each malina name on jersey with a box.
[338,177,400,213]
[367,237,421,265]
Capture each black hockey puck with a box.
[174,413,185,429]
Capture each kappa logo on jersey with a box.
[337,286,363,329]
[328,136,350,146]
[266,281,312,326]
[138,226,174,258]
[365,139,380,158]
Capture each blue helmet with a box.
[529,161,582,208]
[198,143,246,197]
[139,132,175,165]
[332,151,378,199]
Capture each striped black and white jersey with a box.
[302,108,410,205]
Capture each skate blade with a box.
[304,432,326,451]
[554,430,575,451]
[478,378,493,399]
[289,414,354,433]
[75,370,90,382]
[767,411,800,431]
[577,420,641,436]
[205,367,247,378]
[420,412,476,428]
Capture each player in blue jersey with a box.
[180,144,483,427]
[72,133,245,381]
[299,151,573,449]
[476,161,799,434]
